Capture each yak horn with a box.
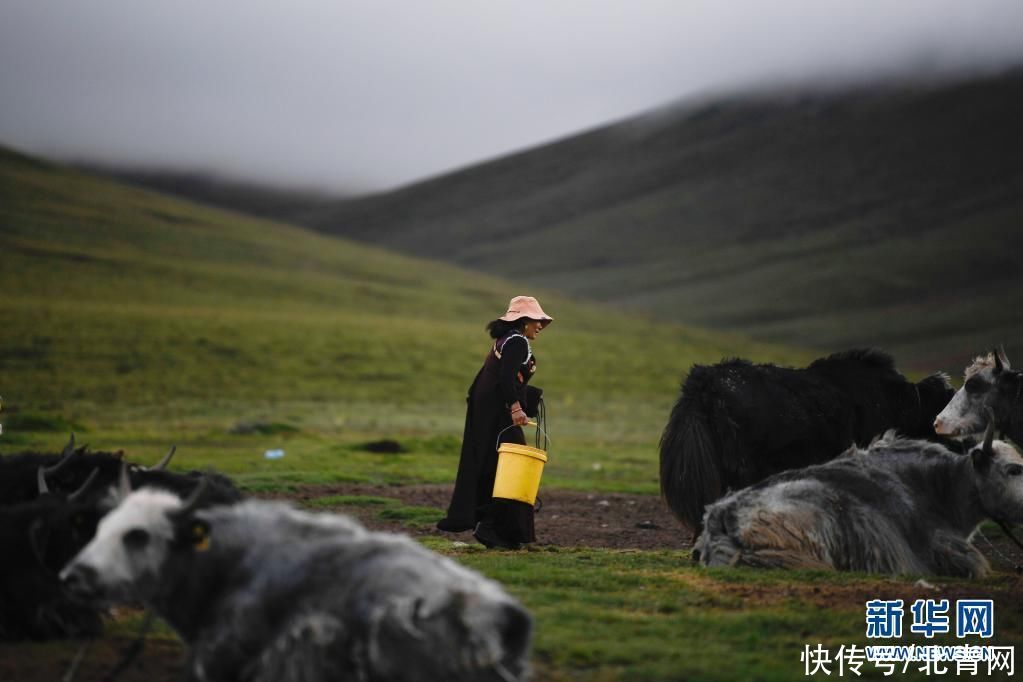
[152,445,176,471]
[169,477,210,521]
[67,469,101,504]
[997,345,1012,372]
[43,434,79,476]
[119,462,133,499]
[37,467,51,495]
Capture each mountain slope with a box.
[0,146,808,446]
[296,70,1023,372]
[71,165,341,227]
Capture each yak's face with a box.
[934,353,1008,438]
[972,439,1023,524]
[60,489,183,605]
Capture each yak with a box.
[0,436,241,641]
[660,349,954,535]
[1,434,242,506]
[61,482,533,682]
[0,468,107,639]
[694,422,1023,577]
[0,435,127,504]
[934,348,1023,444]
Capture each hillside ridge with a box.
[300,69,1023,371]
[44,70,1023,371]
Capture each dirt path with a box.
[0,636,184,682]
[268,483,1023,574]
[265,483,694,550]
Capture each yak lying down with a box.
[62,484,532,682]
[694,423,1023,577]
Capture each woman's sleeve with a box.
[497,337,528,407]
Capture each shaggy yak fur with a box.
[694,427,1023,577]
[62,490,532,682]
[0,493,106,639]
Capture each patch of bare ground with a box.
[662,572,1023,612]
[0,634,184,682]
[262,483,694,551]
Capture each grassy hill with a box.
[285,69,1023,374]
[0,145,810,490]
[71,164,343,228]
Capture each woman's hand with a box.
[510,402,529,426]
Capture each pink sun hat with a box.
[499,296,553,328]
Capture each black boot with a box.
[473,522,521,550]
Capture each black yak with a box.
[61,484,533,682]
[660,349,954,535]
[0,437,240,641]
[0,467,106,639]
[694,424,1023,577]
[1,435,242,506]
[934,348,1023,444]
[0,435,118,504]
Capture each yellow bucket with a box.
[492,423,549,505]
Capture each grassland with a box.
[0,146,809,492]
[2,148,1021,680]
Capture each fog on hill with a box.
[292,70,1023,374]
[2,1,1023,189]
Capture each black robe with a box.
[442,333,539,542]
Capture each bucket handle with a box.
[496,421,551,452]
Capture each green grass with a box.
[2,147,1020,680]
[0,411,87,434]
[306,494,445,529]
[449,547,1023,681]
[306,494,395,507]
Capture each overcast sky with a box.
[2,1,1022,192]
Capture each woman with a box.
[436,295,552,549]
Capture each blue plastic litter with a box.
[264,449,285,460]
